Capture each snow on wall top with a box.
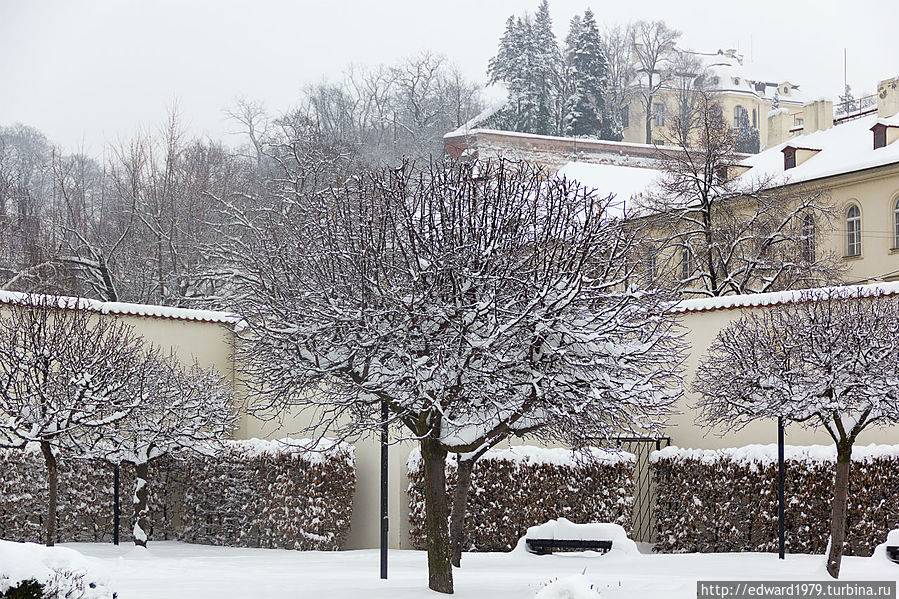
[734,114,899,188]
[0,290,239,326]
[670,280,899,314]
[223,437,355,465]
[651,443,899,467]
[406,444,635,473]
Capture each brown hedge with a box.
[407,446,635,552]
[178,440,355,550]
[652,445,899,555]
[0,440,354,551]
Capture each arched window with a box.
[893,198,899,249]
[679,247,693,281]
[801,212,816,262]
[846,205,862,257]
[734,105,749,129]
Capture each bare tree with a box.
[101,357,236,547]
[642,92,843,296]
[694,287,899,578]
[666,51,709,147]
[599,24,637,141]
[0,295,157,545]
[236,157,683,593]
[630,20,680,144]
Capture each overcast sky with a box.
[2,0,896,155]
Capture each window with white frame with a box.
[652,103,665,127]
[893,198,899,249]
[679,246,693,281]
[801,212,816,262]
[846,205,862,257]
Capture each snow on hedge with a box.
[223,437,354,465]
[651,443,899,468]
[0,540,116,599]
[407,445,635,552]
[652,444,899,554]
[407,444,634,473]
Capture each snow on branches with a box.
[237,156,683,593]
[694,287,899,577]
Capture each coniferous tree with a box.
[488,2,561,135]
[532,0,562,134]
[562,9,609,137]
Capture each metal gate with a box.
[614,436,670,544]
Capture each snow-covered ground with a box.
[33,541,897,599]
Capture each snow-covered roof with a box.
[671,281,899,314]
[733,114,899,187]
[554,161,662,217]
[0,290,239,326]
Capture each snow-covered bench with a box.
[526,538,612,555]
[520,518,637,556]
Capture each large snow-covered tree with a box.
[0,295,157,545]
[562,9,609,138]
[694,287,899,578]
[236,157,683,593]
[100,357,236,548]
[488,1,561,135]
[642,92,843,296]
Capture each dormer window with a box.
[784,148,796,170]
[733,77,741,85]
[712,76,719,85]
[782,86,789,95]
[874,126,887,149]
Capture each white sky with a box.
[2,0,896,155]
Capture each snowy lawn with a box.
[51,541,899,599]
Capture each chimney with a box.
[767,109,793,147]
[802,99,834,135]
[878,76,899,118]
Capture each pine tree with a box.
[772,89,780,110]
[531,0,561,134]
[838,84,855,115]
[487,1,562,135]
[562,9,608,137]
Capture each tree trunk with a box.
[40,441,58,547]
[449,457,475,568]
[133,460,150,548]
[421,438,454,594]
[826,442,852,578]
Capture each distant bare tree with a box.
[630,20,680,144]
[599,24,637,141]
[642,92,843,296]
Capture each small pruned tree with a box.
[644,91,844,296]
[236,157,683,593]
[0,294,156,546]
[100,357,236,547]
[694,287,899,578]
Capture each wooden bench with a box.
[887,546,899,564]
[525,538,613,555]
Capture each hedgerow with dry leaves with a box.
[652,445,899,555]
[407,446,635,552]
[0,439,354,550]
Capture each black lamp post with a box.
[778,416,785,559]
[380,399,388,579]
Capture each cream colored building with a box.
[622,48,805,150]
